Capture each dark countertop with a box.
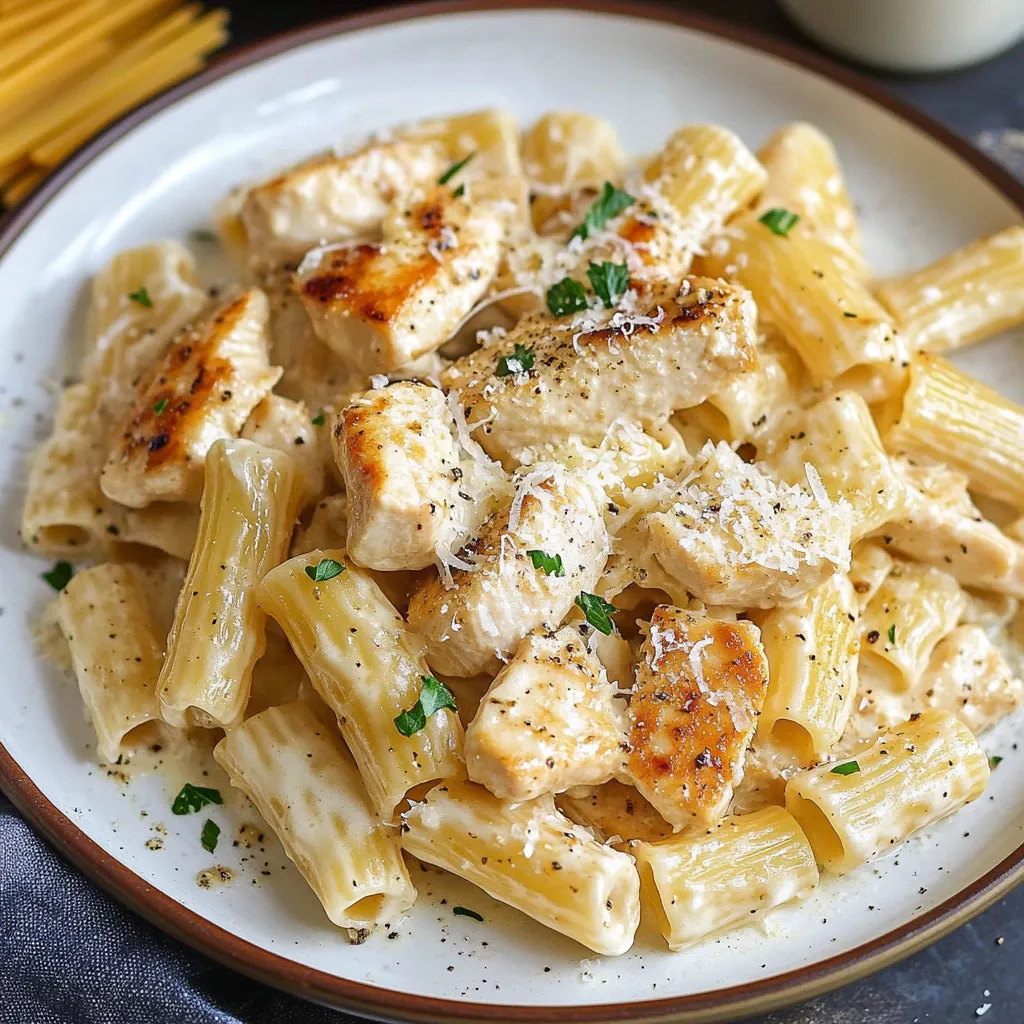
[18,3,1024,1023]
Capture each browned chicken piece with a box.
[465,626,628,802]
[100,288,280,508]
[628,606,769,827]
[443,277,758,465]
[296,187,507,375]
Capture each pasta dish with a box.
[23,108,1024,956]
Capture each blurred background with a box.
[1,2,1023,1023]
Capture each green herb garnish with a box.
[586,261,629,307]
[888,624,897,646]
[570,181,635,242]
[451,183,466,199]
[304,558,344,582]
[190,228,218,244]
[311,410,326,426]
[576,591,617,635]
[42,560,73,591]
[201,818,220,853]
[394,675,457,737]
[546,277,588,318]
[758,208,799,237]
[990,755,1003,769]
[153,398,169,415]
[438,151,476,185]
[128,286,153,308]
[453,906,483,922]
[495,343,536,377]
[527,549,564,576]
[171,783,223,815]
[830,761,861,776]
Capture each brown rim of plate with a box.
[2,2,1023,1022]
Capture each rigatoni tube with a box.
[158,439,304,729]
[256,549,464,818]
[785,708,989,874]
[401,780,640,956]
[214,701,415,934]
[631,806,818,950]
[58,563,165,763]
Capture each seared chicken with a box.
[465,626,628,801]
[921,625,1024,735]
[647,441,853,609]
[557,780,674,844]
[444,277,758,464]
[101,288,281,508]
[628,606,769,826]
[407,469,607,677]
[882,459,1024,597]
[296,187,507,375]
[334,382,459,571]
[241,139,445,262]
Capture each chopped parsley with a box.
[304,557,344,582]
[171,783,223,815]
[311,410,326,426]
[888,624,897,645]
[153,397,169,415]
[42,560,73,591]
[586,260,629,307]
[496,343,536,377]
[830,761,860,776]
[527,549,564,576]
[128,286,153,308]
[438,151,476,185]
[546,277,588,318]
[570,181,635,242]
[758,208,799,237]
[201,818,220,853]
[189,228,218,244]
[453,906,483,922]
[451,182,466,199]
[394,675,457,737]
[576,591,617,635]
[989,755,1003,769]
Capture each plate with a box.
[2,4,1024,1022]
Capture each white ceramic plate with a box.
[2,5,1024,1022]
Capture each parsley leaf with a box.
[586,261,629,307]
[311,410,326,426]
[394,675,457,736]
[172,783,223,815]
[451,183,466,199]
[830,761,861,776]
[304,558,344,582]
[189,228,218,244]
[758,208,800,237]
[527,549,564,576]
[888,624,897,646]
[438,151,476,185]
[153,397,169,415]
[990,755,1004,769]
[546,277,588,318]
[42,560,73,591]
[570,181,635,242]
[453,906,483,921]
[201,818,220,853]
[495,343,536,377]
[576,591,617,635]
[128,286,153,308]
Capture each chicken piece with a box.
[921,625,1024,735]
[647,441,853,609]
[407,468,607,677]
[557,780,674,844]
[101,289,281,508]
[241,139,445,262]
[443,277,758,464]
[296,187,507,375]
[334,382,458,571]
[765,391,910,541]
[465,626,628,802]
[242,394,324,501]
[628,606,769,826]
[882,459,1024,597]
